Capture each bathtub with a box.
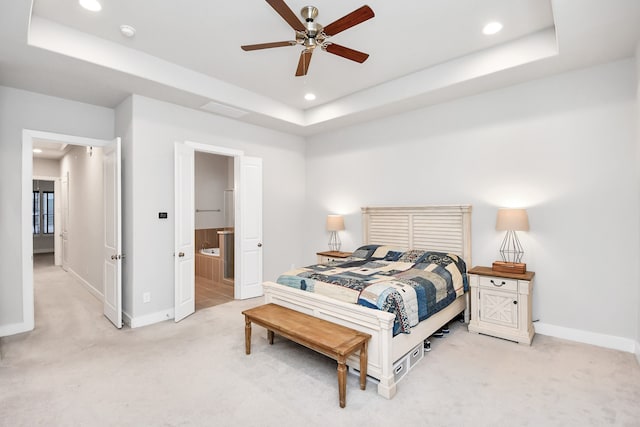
[200,248,220,257]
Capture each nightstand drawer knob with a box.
[513,301,518,305]
[490,279,506,287]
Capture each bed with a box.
[263,205,472,399]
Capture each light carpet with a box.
[1,257,639,426]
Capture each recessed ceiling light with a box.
[483,21,503,35]
[304,93,316,101]
[120,25,136,38]
[33,148,42,153]
[79,0,102,12]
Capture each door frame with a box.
[21,129,114,333]
[176,141,244,315]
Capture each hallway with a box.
[31,253,112,336]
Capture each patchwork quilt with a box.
[276,245,468,335]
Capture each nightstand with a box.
[316,251,352,264]
[467,266,535,345]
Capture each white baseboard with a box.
[0,321,33,337]
[122,311,132,328]
[68,268,103,302]
[126,309,174,328]
[535,322,636,353]
[635,341,640,366]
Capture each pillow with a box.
[397,249,427,263]
[418,251,459,266]
[383,251,404,261]
[371,245,407,259]
[351,244,381,260]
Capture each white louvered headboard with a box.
[361,205,472,265]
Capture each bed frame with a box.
[263,205,472,399]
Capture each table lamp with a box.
[493,208,529,274]
[326,215,345,252]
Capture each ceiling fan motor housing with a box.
[301,5,324,47]
[301,6,318,21]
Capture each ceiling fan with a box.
[241,0,375,76]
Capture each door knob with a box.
[257,243,263,247]
[178,252,185,257]
[111,255,116,260]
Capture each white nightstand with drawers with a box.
[316,251,353,264]
[467,266,535,345]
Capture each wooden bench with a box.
[242,303,371,408]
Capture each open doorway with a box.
[23,130,122,331]
[193,152,235,310]
[31,140,104,298]
[174,141,263,323]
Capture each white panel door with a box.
[236,156,263,300]
[61,172,69,272]
[54,177,62,266]
[174,142,195,322]
[103,138,122,328]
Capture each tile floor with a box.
[195,276,234,310]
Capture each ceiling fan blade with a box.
[323,5,375,36]
[266,0,306,32]
[324,43,369,63]
[295,50,313,76]
[241,41,296,51]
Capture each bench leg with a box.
[359,341,368,390]
[244,317,251,355]
[267,330,274,345]
[337,356,347,408]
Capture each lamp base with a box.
[492,261,526,274]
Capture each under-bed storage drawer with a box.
[408,344,424,368]
[393,343,424,383]
[393,356,409,383]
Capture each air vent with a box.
[200,101,249,118]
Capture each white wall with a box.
[194,152,228,229]
[636,43,640,358]
[0,86,114,335]
[59,145,105,296]
[33,158,60,177]
[306,59,639,342]
[120,95,306,322]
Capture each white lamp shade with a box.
[326,215,345,231]
[496,208,529,231]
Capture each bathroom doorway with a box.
[193,152,235,311]
[174,141,263,322]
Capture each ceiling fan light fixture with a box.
[304,93,316,101]
[483,21,503,35]
[79,0,102,12]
